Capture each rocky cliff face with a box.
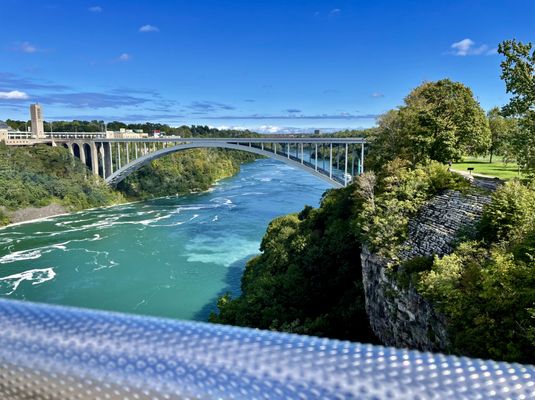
[361,189,491,351]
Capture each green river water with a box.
[0,159,329,321]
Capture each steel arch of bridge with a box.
[101,138,366,188]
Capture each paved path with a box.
[450,168,503,191]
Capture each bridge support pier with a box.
[360,143,365,174]
[103,142,113,178]
[352,146,355,176]
[344,143,348,186]
[91,142,99,176]
[66,143,74,156]
[99,145,105,177]
[78,143,86,165]
[117,143,121,169]
[329,143,333,179]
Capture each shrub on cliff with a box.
[354,160,469,260]
[479,180,535,243]
[419,242,535,363]
[418,180,535,363]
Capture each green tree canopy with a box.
[487,107,517,163]
[498,40,535,172]
[499,40,535,117]
[368,79,490,167]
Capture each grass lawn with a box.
[453,156,522,180]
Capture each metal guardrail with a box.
[0,299,533,399]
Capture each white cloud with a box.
[139,24,159,32]
[13,41,38,53]
[0,90,29,100]
[88,6,102,12]
[258,125,283,133]
[450,38,495,56]
[329,8,341,15]
[117,53,131,62]
[212,125,248,131]
[371,92,384,98]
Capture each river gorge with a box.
[0,159,329,321]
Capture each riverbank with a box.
[4,204,68,226]
[0,176,236,229]
[0,145,257,228]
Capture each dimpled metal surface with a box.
[0,299,533,399]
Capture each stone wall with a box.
[399,190,490,260]
[361,247,450,351]
[361,189,491,351]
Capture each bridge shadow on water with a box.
[192,254,255,322]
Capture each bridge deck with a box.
[60,136,367,144]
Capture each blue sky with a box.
[1,0,534,133]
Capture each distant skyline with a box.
[1,0,534,133]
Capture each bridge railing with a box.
[0,298,532,399]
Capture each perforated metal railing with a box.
[0,299,533,399]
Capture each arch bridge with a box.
[55,137,366,188]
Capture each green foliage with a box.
[487,107,518,163]
[355,160,469,260]
[498,40,535,173]
[0,143,124,224]
[0,209,9,226]
[118,149,256,199]
[418,242,535,363]
[498,40,535,117]
[509,117,535,173]
[418,180,535,362]
[211,186,377,342]
[395,256,433,289]
[367,79,491,168]
[479,180,535,243]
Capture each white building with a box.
[106,128,148,139]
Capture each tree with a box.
[499,40,535,117]
[487,107,517,163]
[498,40,535,172]
[368,79,490,167]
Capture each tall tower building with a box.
[30,103,45,138]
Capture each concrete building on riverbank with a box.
[0,121,10,142]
